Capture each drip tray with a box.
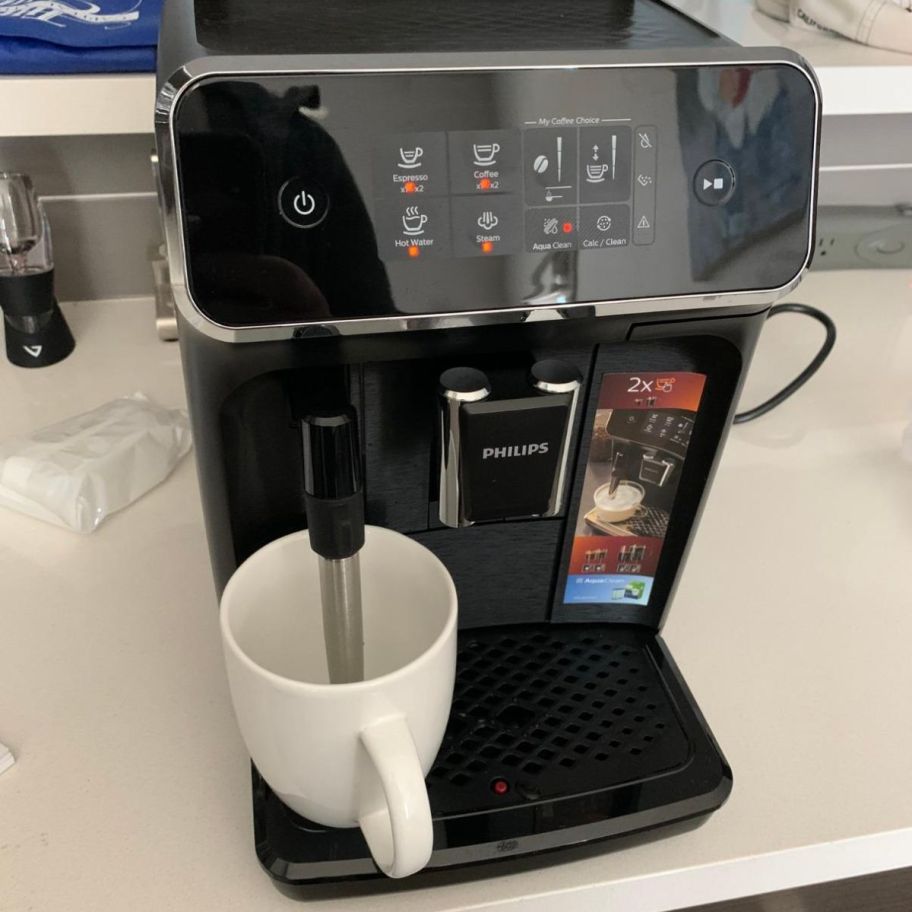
[253,624,731,884]
[429,626,687,812]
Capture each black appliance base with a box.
[253,624,731,884]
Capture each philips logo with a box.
[482,442,549,460]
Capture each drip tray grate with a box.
[252,623,728,883]
[427,624,690,815]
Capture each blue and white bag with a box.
[0,0,161,74]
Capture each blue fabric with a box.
[0,0,160,73]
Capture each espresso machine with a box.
[155,0,820,882]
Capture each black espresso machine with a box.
[155,0,820,883]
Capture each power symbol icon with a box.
[293,191,317,216]
[278,178,329,228]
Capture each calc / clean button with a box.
[278,178,329,228]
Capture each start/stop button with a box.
[693,160,736,206]
[278,178,330,229]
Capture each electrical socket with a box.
[811,205,912,270]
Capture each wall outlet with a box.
[811,205,912,270]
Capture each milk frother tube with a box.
[302,409,365,684]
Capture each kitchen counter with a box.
[1,272,911,911]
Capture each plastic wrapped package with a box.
[0,394,192,533]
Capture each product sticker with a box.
[563,371,706,607]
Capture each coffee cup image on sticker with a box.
[593,481,644,522]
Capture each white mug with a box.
[219,526,457,878]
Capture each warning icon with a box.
[636,215,651,230]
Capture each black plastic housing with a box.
[157,0,819,887]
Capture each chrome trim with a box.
[438,379,491,529]
[532,377,581,395]
[442,387,490,403]
[154,52,821,344]
[541,378,581,519]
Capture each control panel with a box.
[366,123,657,261]
[173,64,818,328]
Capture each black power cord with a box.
[734,303,837,424]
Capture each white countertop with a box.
[1,272,912,911]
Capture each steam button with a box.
[278,178,329,228]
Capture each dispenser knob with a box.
[530,359,582,395]
[439,366,491,402]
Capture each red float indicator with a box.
[491,778,510,795]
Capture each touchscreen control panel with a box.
[173,64,818,328]
[370,123,656,261]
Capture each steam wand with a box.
[301,409,365,684]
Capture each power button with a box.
[278,178,329,229]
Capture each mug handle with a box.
[358,714,434,878]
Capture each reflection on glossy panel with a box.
[173,65,817,329]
